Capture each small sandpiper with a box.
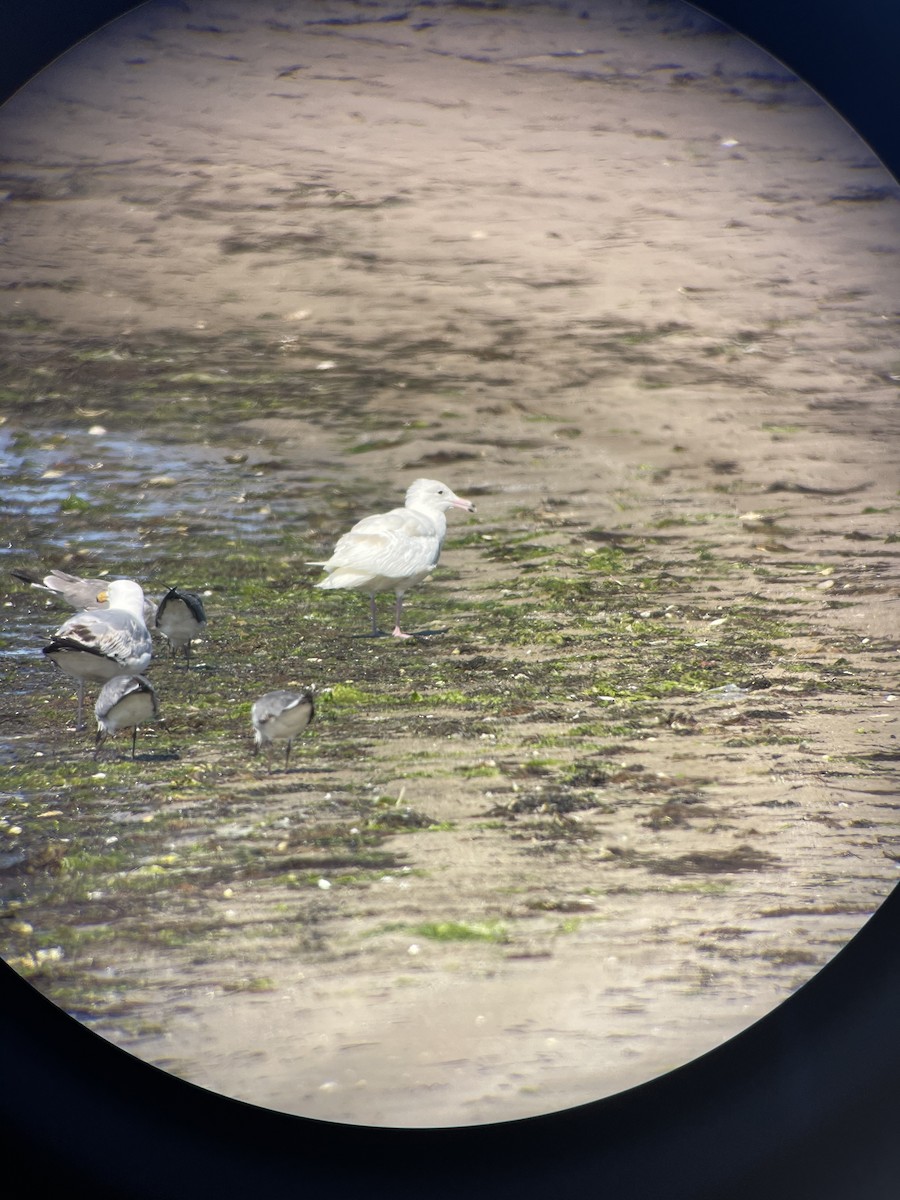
[94,674,160,759]
[155,585,207,665]
[251,688,315,771]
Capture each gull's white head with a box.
[405,478,477,514]
[99,578,147,619]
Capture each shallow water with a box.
[2,423,289,542]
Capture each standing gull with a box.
[95,675,160,759]
[312,477,476,637]
[251,689,315,771]
[43,578,153,730]
[155,586,207,665]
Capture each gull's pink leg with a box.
[392,592,411,639]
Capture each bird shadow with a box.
[253,765,309,777]
[94,749,181,763]
[350,626,450,640]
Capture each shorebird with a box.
[94,675,160,759]
[43,578,153,730]
[155,586,207,665]
[311,477,476,637]
[251,688,315,771]
[13,567,157,622]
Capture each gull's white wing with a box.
[322,507,442,579]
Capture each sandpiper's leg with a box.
[131,728,138,759]
[284,740,292,771]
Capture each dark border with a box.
[2,3,899,1197]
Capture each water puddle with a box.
[2,422,307,550]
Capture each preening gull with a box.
[43,578,153,730]
[13,567,108,611]
[13,567,157,622]
[155,586,207,665]
[251,688,315,770]
[312,477,476,637]
[95,675,160,759]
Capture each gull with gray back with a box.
[43,578,153,730]
[13,567,158,622]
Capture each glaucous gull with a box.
[312,477,476,637]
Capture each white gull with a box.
[311,477,476,638]
[95,675,160,759]
[43,578,153,730]
[251,688,315,770]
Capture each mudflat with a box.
[1,0,898,1127]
